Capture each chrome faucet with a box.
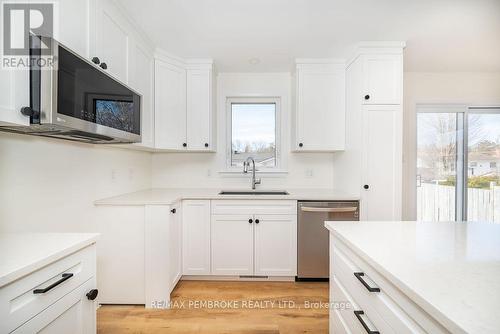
[243,157,261,190]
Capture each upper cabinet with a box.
[155,55,215,152]
[94,0,130,83]
[293,60,346,152]
[155,58,187,150]
[362,54,403,105]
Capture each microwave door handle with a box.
[300,206,358,213]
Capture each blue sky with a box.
[231,103,276,144]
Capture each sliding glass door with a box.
[416,106,500,222]
[466,110,500,222]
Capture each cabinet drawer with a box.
[333,238,449,334]
[211,200,297,215]
[11,277,96,334]
[333,244,424,333]
[331,276,379,334]
[0,245,96,333]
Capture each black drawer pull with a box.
[354,310,379,334]
[354,272,380,292]
[33,273,74,294]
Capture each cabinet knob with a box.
[248,219,253,224]
[86,289,98,301]
[100,62,107,70]
[171,208,176,214]
[182,143,187,147]
[20,106,34,117]
[363,185,370,190]
[255,219,260,224]
[204,143,209,148]
[364,95,370,100]
[91,57,100,65]
[298,143,303,148]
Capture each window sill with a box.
[218,169,289,177]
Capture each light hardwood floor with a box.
[97,280,329,334]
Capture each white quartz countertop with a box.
[0,233,99,287]
[325,221,500,334]
[94,188,360,206]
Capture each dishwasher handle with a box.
[300,206,358,213]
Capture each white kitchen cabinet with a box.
[211,215,254,275]
[155,58,187,150]
[254,215,297,276]
[12,278,96,334]
[362,54,403,105]
[129,41,155,148]
[361,105,402,220]
[186,66,214,150]
[94,0,130,83]
[154,56,215,151]
[169,203,182,289]
[57,0,92,59]
[210,200,298,277]
[293,60,345,152]
[332,43,404,221]
[182,200,211,275]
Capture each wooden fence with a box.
[417,183,500,223]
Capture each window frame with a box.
[225,97,282,172]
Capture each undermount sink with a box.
[219,190,289,195]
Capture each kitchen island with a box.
[325,221,500,334]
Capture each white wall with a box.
[152,73,335,189]
[0,133,152,232]
[403,72,500,220]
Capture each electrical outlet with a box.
[306,169,314,178]
[111,169,117,182]
[207,169,212,177]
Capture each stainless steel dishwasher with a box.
[297,201,359,280]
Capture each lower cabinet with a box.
[211,215,254,275]
[182,200,211,275]
[12,278,96,334]
[211,212,297,277]
[254,215,297,276]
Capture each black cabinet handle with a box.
[171,208,176,214]
[364,95,370,100]
[182,143,187,147]
[204,143,209,148]
[91,57,100,65]
[86,289,98,301]
[354,310,379,334]
[354,272,380,292]
[248,219,253,224]
[363,185,369,190]
[298,143,303,148]
[255,219,260,224]
[100,62,107,70]
[33,273,73,294]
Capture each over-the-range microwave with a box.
[0,35,141,144]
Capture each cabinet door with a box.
[254,215,297,276]
[363,55,402,105]
[186,69,212,150]
[361,105,402,220]
[57,0,91,59]
[95,0,129,83]
[129,41,154,148]
[211,215,254,275]
[182,200,210,275]
[169,203,182,290]
[295,64,345,151]
[12,278,96,334]
[155,59,187,150]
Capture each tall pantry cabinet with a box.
[333,43,405,221]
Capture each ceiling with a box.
[118,0,500,72]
